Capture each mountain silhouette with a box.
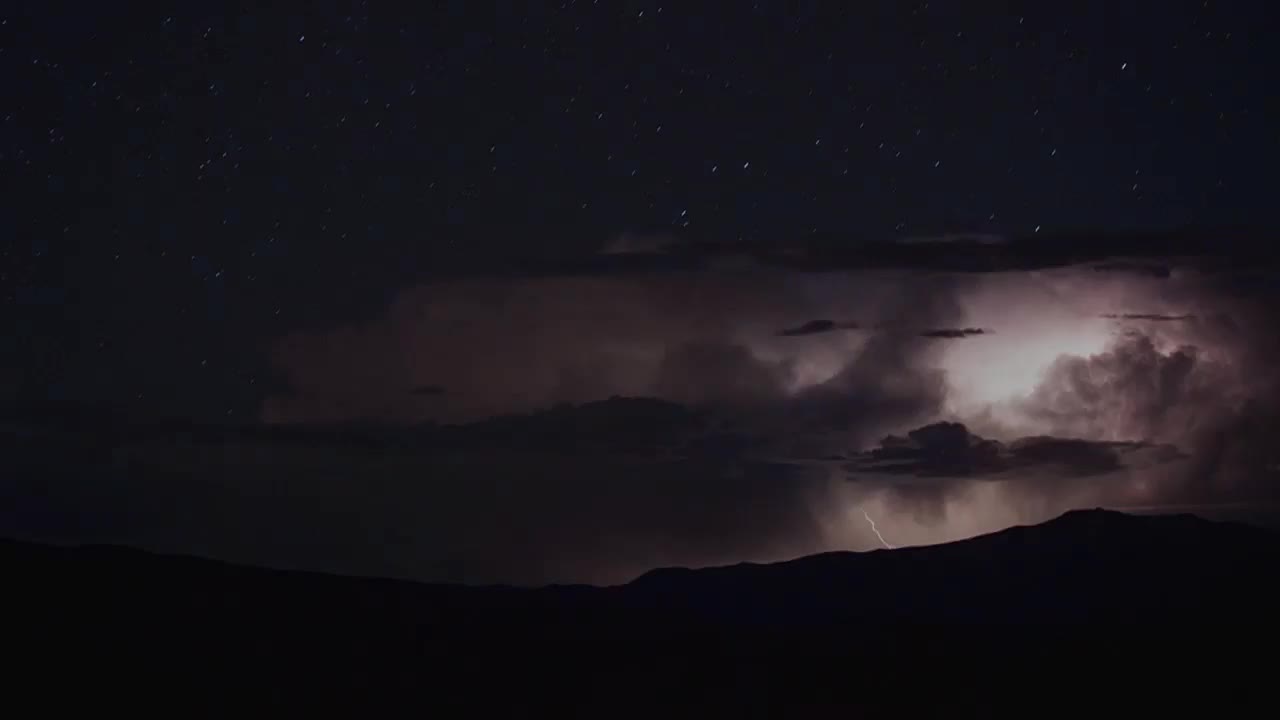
[4,509,1276,714]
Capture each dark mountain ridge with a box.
[6,509,1275,714]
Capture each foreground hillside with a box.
[5,509,1276,715]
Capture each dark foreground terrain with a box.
[5,509,1277,716]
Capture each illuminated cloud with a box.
[1016,333,1214,441]
[240,253,1280,581]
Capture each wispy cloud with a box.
[777,319,860,337]
[1100,313,1195,322]
[918,327,989,339]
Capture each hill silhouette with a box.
[4,509,1276,714]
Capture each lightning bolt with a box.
[860,508,895,550]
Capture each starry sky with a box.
[3,3,1280,584]
[3,1,1274,422]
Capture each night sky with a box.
[3,2,1279,584]
[4,1,1273,420]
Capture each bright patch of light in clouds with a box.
[943,320,1113,411]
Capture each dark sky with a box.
[2,1,1274,422]
[4,3,1279,584]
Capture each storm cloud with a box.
[11,247,1280,587]
[254,260,1280,559]
[261,268,974,432]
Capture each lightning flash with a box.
[861,508,895,550]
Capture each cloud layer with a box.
[777,319,861,337]
[8,247,1280,586]
[843,420,1182,480]
[243,261,1268,575]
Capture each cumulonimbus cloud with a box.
[184,254,1280,580]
